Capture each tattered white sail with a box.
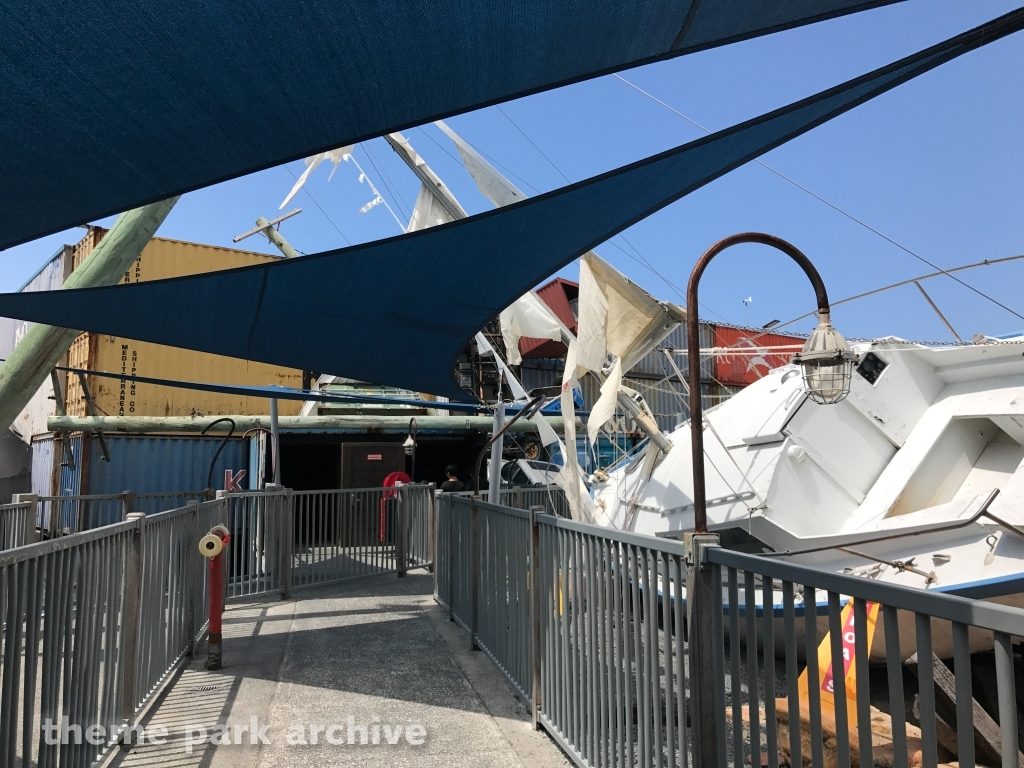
[576,251,683,444]
[435,120,525,208]
[499,292,563,365]
[279,146,353,209]
[436,121,680,523]
[407,184,455,232]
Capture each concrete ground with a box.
[108,572,570,768]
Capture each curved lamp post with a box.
[687,233,856,533]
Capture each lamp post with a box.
[686,234,855,768]
[686,232,855,533]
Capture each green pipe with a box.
[48,414,577,435]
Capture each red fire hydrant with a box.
[199,525,231,670]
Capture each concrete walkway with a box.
[110,573,570,768]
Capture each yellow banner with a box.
[797,599,880,731]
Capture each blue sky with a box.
[2,0,1022,343]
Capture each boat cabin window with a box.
[856,352,888,385]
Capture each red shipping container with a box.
[520,278,579,360]
[713,325,806,387]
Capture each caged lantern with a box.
[792,311,858,404]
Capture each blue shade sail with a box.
[0,0,901,250]
[1,10,1020,401]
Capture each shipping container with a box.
[1,246,72,445]
[712,324,806,387]
[30,435,55,497]
[40,434,247,527]
[0,245,69,360]
[89,435,248,496]
[58,435,84,497]
[520,278,578,359]
[519,360,565,393]
[629,321,715,379]
[63,233,304,418]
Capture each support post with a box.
[470,495,480,650]
[255,216,301,260]
[529,506,543,729]
[487,401,505,504]
[427,482,436,574]
[269,398,281,485]
[12,493,39,545]
[0,198,179,433]
[122,489,136,518]
[448,494,456,621]
[186,503,198,654]
[397,485,408,578]
[687,532,721,768]
[121,513,146,725]
[267,485,293,600]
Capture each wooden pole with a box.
[0,197,178,432]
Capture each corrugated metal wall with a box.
[713,325,806,386]
[58,436,84,497]
[629,322,715,379]
[86,435,248,495]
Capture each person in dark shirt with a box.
[440,464,465,493]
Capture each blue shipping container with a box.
[85,435,248,496]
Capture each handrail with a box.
[709,546,1024,636]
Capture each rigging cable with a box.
[281,166,351,246]
[363,142,412,222]
[493,104,732,325]
[612,73,1024,323]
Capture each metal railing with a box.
[435,493,473,629]
[706,545,1024,768]
[0,498,227,767]
[32,490,210,537]
[134,490,211,515]
[37,494,128,536]
[500,485,570,518]
[0,499,36,550]
[435,496,1024,768]
[537,514,688,768]
[0,484,435,766]
[447,485,569,518]
[225,484,435,599]
[475,499,533,702]
[222,488,292,599]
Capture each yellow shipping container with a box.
[65,229,303,418]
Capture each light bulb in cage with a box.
[791,312,857,404]
[403,434,416,456]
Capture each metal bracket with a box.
[49,369,76,470]
[76,371,110,462]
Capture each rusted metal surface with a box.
[687,233,830,532]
